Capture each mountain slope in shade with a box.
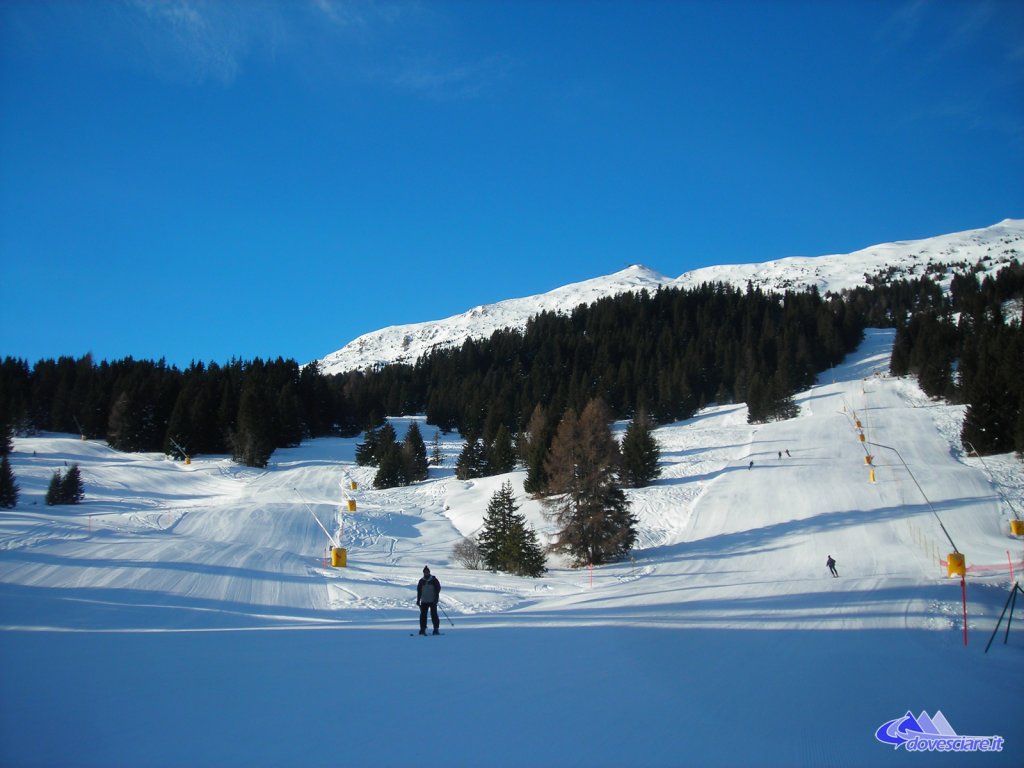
[318,219,1023,374]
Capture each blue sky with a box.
[2,0,1022,368]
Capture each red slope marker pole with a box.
[961,576,968,647]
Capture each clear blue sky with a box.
[2,0,1022,368]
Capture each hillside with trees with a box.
[2,260,1022,475]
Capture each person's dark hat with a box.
[423,566,430,573]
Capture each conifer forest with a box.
[2,262,1022,477]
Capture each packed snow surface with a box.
[2,331,1023,767]
[319,219,1024,373]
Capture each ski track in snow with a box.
[2,330,1021,636]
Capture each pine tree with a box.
[522,404,551,496]
[106,391,138,452]
[45,469,63,506]
[961,327,1016,455]
[430,430,444,467]
[477,480,546,577]
[0,454,19,508]
[620,409,661,488]
[543,399,637,566]
[232,380,275,468]
[275,383,305,448]
[355,424,382,466]
[61,463,84,504]
[455,436,488,480]
[1014,391,1024,458]
[373,440,406,489]
[1,419,13,456]
[486,424,517,475]
[401,421,429,483]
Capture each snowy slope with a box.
[2,332,1022,767]
[319,218,1024,373]
[319,264,673,373]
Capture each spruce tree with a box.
[355,424,382,466]
[543,399,636,566]
[275,383,305,448]
[430,430,444,466]
[373,441,406,489]
[522,404,551,496]
[620,409,662,488]
[62,463,84,504]
[0,454,19,508]
[1015,391,1024,457]
[478,480,546,577]
[401,422,429,483]
[486,424,517,475]
[45,470,63,506]
[106,391,137,452]
[961,328,1016,455]
[356,422,397,467]
[455,436,488,480]
[232,381,275,468]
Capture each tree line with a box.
[0,356,357,469]
[348,281,866,440]
[2,260,1021,474]
[879,261,1024,455]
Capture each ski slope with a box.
[1,331,1022,767]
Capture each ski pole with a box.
[439,603,454,627]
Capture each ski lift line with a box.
[168,436,189,461]
[868,440,959,554]
[291,487,340,549]
[861,385,873,441]
[962,441,1022,521]
[839,397,874,460]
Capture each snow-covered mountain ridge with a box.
[318,218,1023,374]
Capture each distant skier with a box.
[748,460,754,470]
[827,555,838,578]
[785,449,791,458]
[778,451,782,459]
[416,566,442,635]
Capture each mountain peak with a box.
[318,219,1023,374]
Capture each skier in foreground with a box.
[826,555,839,578]
[416,566,442,635]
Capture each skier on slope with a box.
[827,555,839,578]
[416,566,442,635]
